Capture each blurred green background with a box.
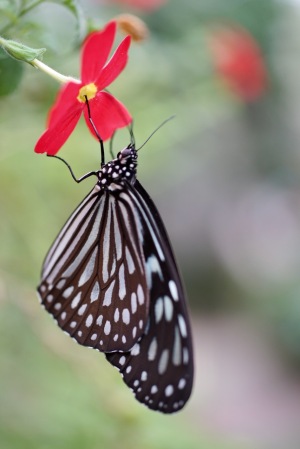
[2,0,300,448]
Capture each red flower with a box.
[35,21,131,155]
[109,0,167,12]
[208,25,267,102]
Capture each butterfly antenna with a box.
[85,96,105,167]
[136,116,175,151]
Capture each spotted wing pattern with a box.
[38,183,149,352]
[37,145,194,414]
[106,181,194,413]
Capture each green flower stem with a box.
[31,58,80,84]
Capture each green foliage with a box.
[0,48,23,95]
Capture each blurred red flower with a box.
[35,21,131,155]
[208,25,267,102]
[109,0,167,12]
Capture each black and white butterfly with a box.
[37,114,194,413]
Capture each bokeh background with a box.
[2,0,300,448]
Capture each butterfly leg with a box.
[47,155,98,183]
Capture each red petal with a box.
[95,36,131,90]
[110,0,167,12]
[81,21,117,83]
[83,91,132,141]
[209,25,267,102]
[35,105,82,155]
[47,82,82,127]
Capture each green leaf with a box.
[0,48,23,96]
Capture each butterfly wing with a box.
[37,183,150,352]
[106,180,194,413]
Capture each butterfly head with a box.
[118,143,137,161]
[97,144,138,188]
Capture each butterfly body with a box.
[38,143,194,413]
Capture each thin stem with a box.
[109,131,116,160]
[31,59,80,84]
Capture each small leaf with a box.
[0,48,23,96]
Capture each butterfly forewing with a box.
[38,183,149,352]
[106,181,194,413]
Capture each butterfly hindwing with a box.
[106,180,194,413]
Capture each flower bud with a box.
[116,14,149,42]
[0,37,45,63]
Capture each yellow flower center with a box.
[77,83,98,103]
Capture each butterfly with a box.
[37,109,194,413]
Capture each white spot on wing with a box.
[164,296,173,321]
[148,337,157,361]
[178,378,186,389]
[104,320,111,335]
[71,292,82,309]
[131,343,140,356]
[169,280,179,301]
[63,286,74,298]
[155,297,164,323]
[114,308,120,323]
[56,279,66,289]
[131,292,137,314]
[90,281,99,302]
[96,314,103,326]
[137,284,145,305]
[118,264,126,300]
[151,385,158,394]
[183,347,189,364]
[78,304,87,316]
[119,355,126,366]
[158,349,169,375]
[103,280,115,306]
[78,247,98,287]
[172,326,182,366]
[125,246,135,274]
[102,200,112,283]
[85,314,93,327]
[178,314,187,338]
[122,308,130,325]
[165,385,174,397]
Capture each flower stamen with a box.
[77,83,98,103]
